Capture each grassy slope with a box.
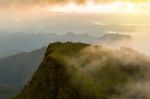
[14,42,150,99]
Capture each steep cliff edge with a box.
[14,42,150,99]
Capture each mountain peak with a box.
[14,42,150,99]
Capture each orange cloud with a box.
[0,0,149,7]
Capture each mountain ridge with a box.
[14,42,150,99]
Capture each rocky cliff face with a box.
[14,42,150,99]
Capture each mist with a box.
[66,44,150,98]
[93,23,150,56]
[128,28,150,56]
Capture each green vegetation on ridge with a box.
[14,42,150,99]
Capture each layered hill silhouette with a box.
[14,42,150,99]
[0,32,131,59]
[0,33,96,59]
[0,47,46,99]
[97,33,131,45]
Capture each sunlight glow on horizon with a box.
[49,1,150,14]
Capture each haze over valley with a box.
[0,0,150,99]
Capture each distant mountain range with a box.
[0,32,131,59]
[0,33,96,59]
[97,33,131,45]
[0,47,46,99]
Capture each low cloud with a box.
[67,45,150,98]
[124,26,150,56]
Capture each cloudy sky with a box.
[0,0,150,36]
[1,0,150,11]
[0,0,149,6]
